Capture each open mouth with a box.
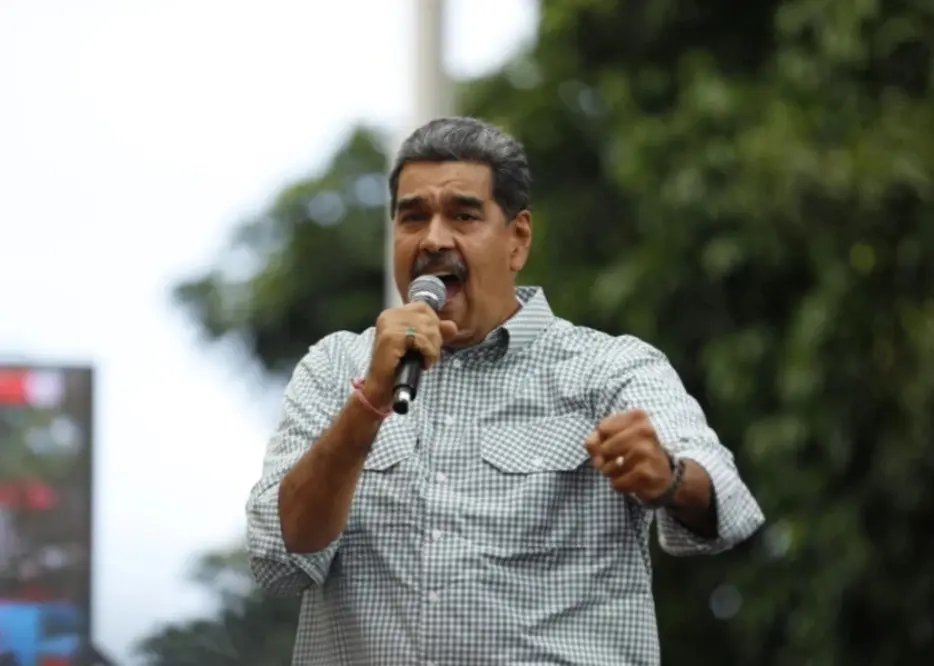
[432,273,465,303]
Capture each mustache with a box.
[412,252,468,282]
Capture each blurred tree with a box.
[135,547,298,666]
[171,0,934,664]
[175,126,389,378]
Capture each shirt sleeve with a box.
[597,336,765,556]
[246,336,347,596]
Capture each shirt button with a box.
[430,529,442,542]
[436,472,447,483]
[428,591,440,603]
[443,415,455,426]
[451,358,463,369]
[531,456,544,468]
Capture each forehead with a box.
[396,161,493,202]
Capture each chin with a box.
[445,333,473,350]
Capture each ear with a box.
[508,210,532,273]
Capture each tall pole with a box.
[384,0,452,308]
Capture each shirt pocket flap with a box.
[363,416,415,471]
[480,414,593,474]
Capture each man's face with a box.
[393,161,531,347]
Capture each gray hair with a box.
[388,116,532,220]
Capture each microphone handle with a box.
[392,349,424,415]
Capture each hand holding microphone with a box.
[362,275,458,415]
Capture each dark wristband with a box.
[646,455,686,508]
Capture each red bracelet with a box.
[351,379,391,420]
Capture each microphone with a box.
[392,275,447,415]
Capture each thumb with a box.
[439,320,459,341]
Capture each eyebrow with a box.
[396,195,426,213]
[449,194,484,209]
[395,194,486,213]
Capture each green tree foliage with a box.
[175,127,389,377]
[166,0,934,664]
[135,547,298,666]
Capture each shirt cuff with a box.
[656,448,765,556]
[247,486,340,595]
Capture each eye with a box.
[399,212,429,224]
[454,212,479,222]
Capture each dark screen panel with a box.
[0,366,92,666]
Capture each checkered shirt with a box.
[247,286,765,666]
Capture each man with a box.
[247,117,765,666]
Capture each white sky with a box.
[0,0,537,662]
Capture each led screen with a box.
[0,367,92,666]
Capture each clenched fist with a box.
[584,409,674,503]
[362,302,459,411]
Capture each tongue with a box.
[441,278,463,301]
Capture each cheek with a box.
[394,239,416,273]
[464,240,511,280]
[481,250,516,280]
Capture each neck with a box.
[450,293,521,350]
[498,297,522,327]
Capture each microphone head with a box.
[407,275,447,312]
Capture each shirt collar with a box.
[488,286,554,355]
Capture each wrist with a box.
[646,453,686,508]
[661,459,718,538]
[351,378,392,420]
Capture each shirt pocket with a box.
[345,415,418,536]
[465,413,595,556]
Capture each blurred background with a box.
[1,0,932,664]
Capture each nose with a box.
[419,214,455,253]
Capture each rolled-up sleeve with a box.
[246,337,346,595]
[599,336,765,556]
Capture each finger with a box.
[609,462,660,495]
[599,451,633,478]
[419,319,443,352]
[584,431,601,451]
[415,305,441,322]
[438,320,459,341]
[399,330,439,368]
[597,427,636,460]
[413,309,447,344]
[609,469,642,494]
[404,301,437,317]
[415,333,441,368]
[394,308,437,341]
[599,422,657,459]
[596,409,648,439]
[375,309,396,334]
[584,433,602,467]
[596,431,650,475]
[596,411,635,438]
